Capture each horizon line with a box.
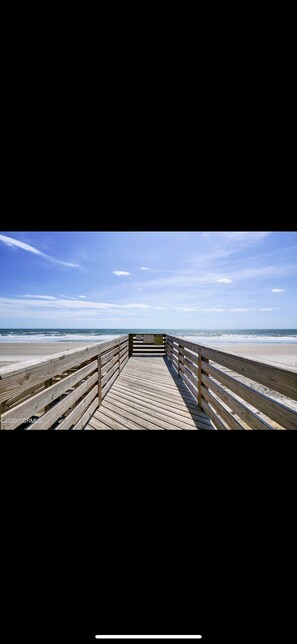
[94,637,202,640]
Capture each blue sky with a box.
[0,231,296,328]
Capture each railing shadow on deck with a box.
[1,332,297,430]
[162,356,215,429]
[166,334,297,430]
[0,335,129,430]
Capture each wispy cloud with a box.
[140,267,150,270]
[176,307,198,312]
[217,278,232,284]
[22,294,57,300]
[271,288,285,293]
[78,295,87,298]
[0,296,158,322]
[0,234,80,267]
[230,308,254,312]
[112,270,131,276]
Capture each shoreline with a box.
[203,342,297,368]
[0,341,297,368]
[0,342,93,367]
[0,341,296,421]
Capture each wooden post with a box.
[178,343,181,377]
[98,354,102,406]
[199,356,209,408]
[129,334,133,357]
[118,342,121,375]
[0,402,4,430]
[198,354,202,408]
[44,378,53,412]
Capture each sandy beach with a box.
[0,340,296,426]
[0,342,92,367]
[1,341,297,367]
[205,343,297,368]
[204,342,297,417]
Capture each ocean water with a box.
[0,328,297,344]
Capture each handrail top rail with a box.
[166,333,297,376]
[0,335,128,380]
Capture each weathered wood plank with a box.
[179,363,198,389]
[201,372,274,430]
[74,397,99,430]
[113,382,210,425]
[57,385,98,430]
[200,399,225,430]
[166,334,297,400]
[0,336,128,405]
[101,354,119,377]
[90,356,212,430]
[1,360,97,430]
[110,385,204,425]
[94,403,140,429]
[98,355,102,405]
[28,372,98,430]
[107,391,196,430]
[202,362,297,429]
[101,369,119,398]
[201,385,246,430]
[101,360,120,387]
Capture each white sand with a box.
[0,341,296,425]
[0,342,93,367]
[1,341,296,367]
[206,343,297,368]
[203,342,297,419]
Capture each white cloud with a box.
[177,306,225,312]
[201,308,225,312]
[260,308,275,311]
[271,288,285,293]
[78,295,87,298]
[0,233,80,267]
[216,278,232,283]
[112,270,131,276]
[140,267,150,270]
[230,308,254,312]
[22,294,57,300]
[0,296,155,321]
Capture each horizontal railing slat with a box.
[166,334,297,430]
[201,371,274,430]
[28,372,98,430]
[200,345,297,400]
[0,336,128,405]
[167,334,297,400]
[101,360,119,387]
[202,362,297,429]
[200,399,224,429]
[56,385,98,430]
[1,360,97,430]
[73,396,99,430]
[201,384,246,429]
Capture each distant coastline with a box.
[0,328,297,344]
[0,329,297,370]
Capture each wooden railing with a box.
[1,332,296,430]
[166,334,297,429]
[129,333,166,356]
[0,335,129,430]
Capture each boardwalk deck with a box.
[86,356,213,430]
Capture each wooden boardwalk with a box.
[86,356,213,430]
